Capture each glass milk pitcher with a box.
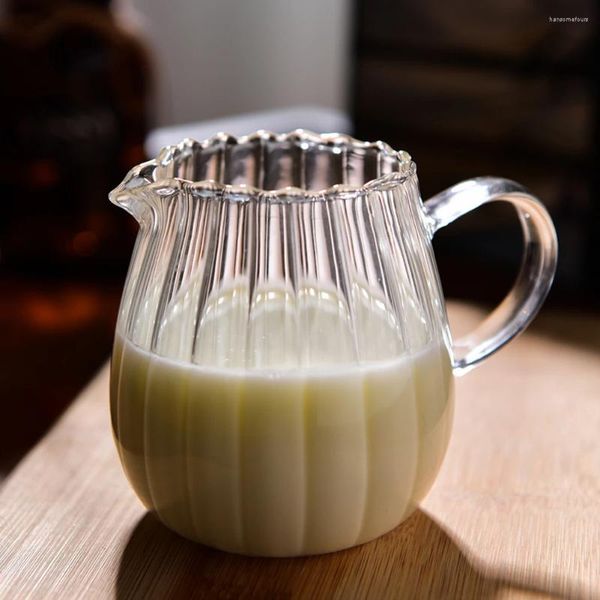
[109,131,557,557]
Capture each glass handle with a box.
[424,177,558,373]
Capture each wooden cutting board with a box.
[1,302,599,599]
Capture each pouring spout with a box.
[109,159,158,222]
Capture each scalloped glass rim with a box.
[110,129,416,205]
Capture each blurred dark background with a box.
[0,0,597,476]
[353,0,598,309]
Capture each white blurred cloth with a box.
[145,106,351,158]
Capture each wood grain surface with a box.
[1,302,599,599]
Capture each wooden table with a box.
[1,303,599,599]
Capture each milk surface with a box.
[111,326,453,556]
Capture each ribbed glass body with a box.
[109,131,455,556]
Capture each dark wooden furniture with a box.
[353,0,598,306]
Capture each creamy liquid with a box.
[111,332,453,556]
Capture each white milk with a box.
[111,327,454,556]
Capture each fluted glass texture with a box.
[109,131,455,556]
